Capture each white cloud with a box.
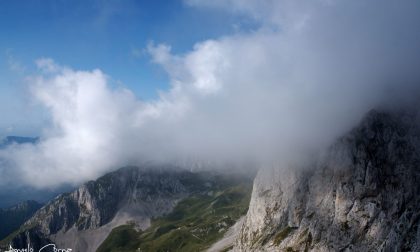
[1,0,420,188]
[0,66,139,187]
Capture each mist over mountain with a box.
[0,0,419,189]
[0,1,420,251]
[236,108,420,251]
[2,107,419,251]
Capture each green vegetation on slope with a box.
[95,224,141,252]
[97,176,252,252]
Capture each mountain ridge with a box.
[0,166,253,252]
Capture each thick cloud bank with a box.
[1,0,420,188]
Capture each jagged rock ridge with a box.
[236,110,420,251]
[1,166,207,252]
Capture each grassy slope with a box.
[97,176,252,252]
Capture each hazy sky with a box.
[1,0,420,188]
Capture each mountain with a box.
[0,166,252,252]
[235,109,420,251]
[97,178,251,252]
[2,109,419,252]
[0,200,42,241]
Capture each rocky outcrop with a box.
[2,166,201,252]
[236,109,420,251]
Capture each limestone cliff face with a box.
[236,110,420,251]
[4,166,196,252]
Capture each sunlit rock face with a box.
[236,109,420,251]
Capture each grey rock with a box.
[236,110,420,251]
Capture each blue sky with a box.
[0,0,256,135]
[0,0,244,97]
